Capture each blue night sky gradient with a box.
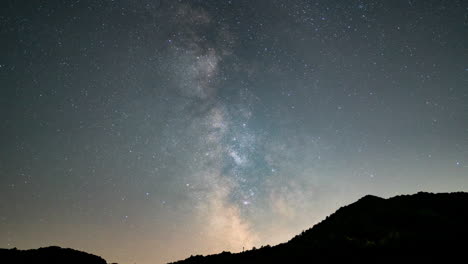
[0,1,467,264]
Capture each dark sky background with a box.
[1,0,467,263]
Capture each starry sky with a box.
[0,0,467,263]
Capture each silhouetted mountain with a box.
[0,246,108,264]
[170,192,468,264]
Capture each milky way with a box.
[1,1,467,264]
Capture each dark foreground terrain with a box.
[2,192,467,264]
[171,192,468,264]
[0,246,107,264]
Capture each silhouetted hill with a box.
[170,192,468,264]
[0,246,107,264]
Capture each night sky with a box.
[1,0,467,263]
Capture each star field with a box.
[0,1,467,264]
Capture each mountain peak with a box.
[356,194,385,203]
[359,194,383,200]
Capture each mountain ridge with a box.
[2,192,467,264]
[170,191,468,264]
[0,246,107,264]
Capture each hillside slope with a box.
[0,246,107,264]
[170,192,468,264]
